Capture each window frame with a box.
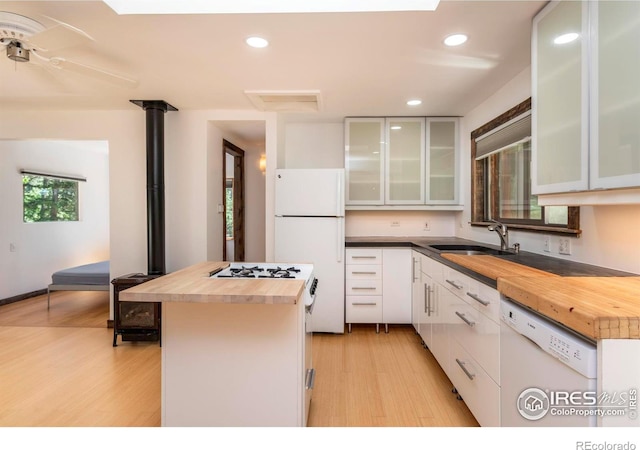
[470,97,581,236]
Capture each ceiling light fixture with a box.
[246,36,269,48]
[391,125,402,130]
[444,34,468,47]
[554,32,579,45]
[103,0,440,14]
[407,99,422,106]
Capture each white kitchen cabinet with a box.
[344,118,385,205]
[385,117,425,204]
[426,118,459,204]
[589,1,640,190]
[345,117,462,209]
[532,0,640,198]
[345,247,411,332]
[381,248,412,329]
[411,251,423,335]
[345,248,383,331]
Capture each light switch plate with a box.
[558,238,571,255]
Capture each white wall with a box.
[0,139,110,299]
[457,68,640,274]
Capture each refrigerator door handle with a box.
[336,217,344,263]
[336,171,343,217]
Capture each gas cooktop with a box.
[210,263,313,280]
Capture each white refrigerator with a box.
[274,168,345,333]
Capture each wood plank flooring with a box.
[0,292,477,427]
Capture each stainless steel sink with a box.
[428,244,514,256]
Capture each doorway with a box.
[222,139,245,262]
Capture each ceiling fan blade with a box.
[28,17,94,52]
[48,57,138,88]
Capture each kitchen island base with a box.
[162,300,307,427]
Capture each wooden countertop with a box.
[118,261,305,305]
[440,253,640,340]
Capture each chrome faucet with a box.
[488,220,510,251]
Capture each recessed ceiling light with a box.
[391,125,402,130]
[407,99,422,106]
[246,36,269,48]
[554,32,579,45]
[444,34,468,47]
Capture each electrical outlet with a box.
[543,236,550,252]
[558,238,571,255]
[390,221,400,227]
[423,221,430,231]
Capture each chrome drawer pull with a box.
[351,271,377,275]
[446,279,463,290]
[455,311,475,327]
[306,368,316,390]
[351,287,377,290]
[352,256,377,259]
[466,292,490,306]
[352,302,377,306]
[455,358,475,380]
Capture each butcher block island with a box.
[119,261,317,427]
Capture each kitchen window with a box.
[470,98,580,235]
[22,172,81,223]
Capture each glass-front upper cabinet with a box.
[385,117,425,204]
[345,118,385,205]
[590,1,640,190]
[532,0,589,195]
[426,118,458,204]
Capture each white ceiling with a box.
[0,0,546,141]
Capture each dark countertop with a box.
[345,236,637,288]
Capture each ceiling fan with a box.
[0,10,138,88]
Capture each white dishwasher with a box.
[500,297,597,427]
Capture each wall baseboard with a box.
[0,289,48,307]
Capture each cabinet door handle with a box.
[352,302,377,306]
[351,271,377,275]
[466,292,490,306]
[352,256,377,260]
[455,358,475,380]
[351,287,377,290]
[446,279,463,290]
[412,258,417,282]
[306,368,316,390]
[424,283,428,315]
[455,311,475,327]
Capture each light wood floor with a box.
[0,292,477,427]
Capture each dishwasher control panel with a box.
[501,298,597,379]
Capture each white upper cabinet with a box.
[386,117,425,204]
[426,118,459,204]
[345,116,461,209]
[532,0,588,194]
[345,118,385,205]
[590,1,640,190]
[533,0,640,198]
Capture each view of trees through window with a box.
[225,179,233,238]
[23,175,79,222]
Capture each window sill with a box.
[470,222,582,237]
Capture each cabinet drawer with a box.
[346,264,382,280]
[449,339,500,427]
[346,296,383,323]
[345,248,382,265]
[464,279,501,323]
[448,299,500,384]
[346,279,382,295]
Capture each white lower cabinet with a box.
[346,247,411,332]
[415,256,501,427]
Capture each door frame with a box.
[222,139,245,262]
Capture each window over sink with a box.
[470,98,581,235]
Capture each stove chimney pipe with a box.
[131,100,178,275]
